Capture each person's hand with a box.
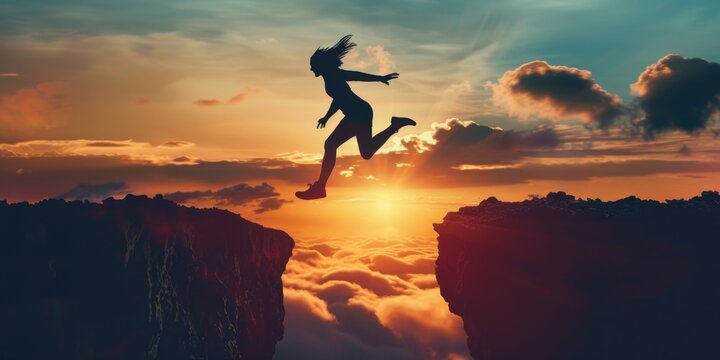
[381,73,399,85]
[317,117,329,129]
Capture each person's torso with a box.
[324,78,370,115]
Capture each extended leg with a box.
[318,118,356,187]
[296,119,356,200]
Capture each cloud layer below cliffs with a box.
[276,235,470,360]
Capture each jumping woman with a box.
[295,35,416,200]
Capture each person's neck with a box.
[322,69,339,79]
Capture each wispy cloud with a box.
[194,86,262,107]
[0,81,67,130]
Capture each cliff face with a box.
[435,191,720,360]
[0,195,294,360]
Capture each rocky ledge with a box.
[435,191,720,360]
[0,195,294,360]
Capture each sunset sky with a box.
[2,1,720,358]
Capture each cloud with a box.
[445,80,472,93]
[366,45,395,73]
[212,182,278,205]
[631,54,720,139]
[159,141,193,148]
[399,118,560,170]
[162,189,214,203]
[320,269,404,297]
[489,61,624,129]
[193,99,222,106]
[279,235,471,360]
[369,255,436,277]
[257,37,278,44]
[0,73,21,77]
[276,288,415,360]
[316,282,359,304]
[0,138,199,165]
[678,144,692,156]
[194,86,262,107]
[55,181,129,201]
[0,149,17,157]
[376,289,469,359]
[254,197,292,213]
[328,302,400,347]
[3,120,718,202]
[172,156,193,163]
[165,182,291,213]
[228,86,262,103]
[134,97,152,105]
[84,141,132,147]
[0,81,67,130]
[346,45,396,73]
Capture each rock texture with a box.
[0,195,294,360]
[435,191,720,360]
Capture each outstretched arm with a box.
[340,70,399,85]
[317,100,340,129]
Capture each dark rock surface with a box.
[435,191,720,360]
[0,195,294,360]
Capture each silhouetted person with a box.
[295,35,416,200]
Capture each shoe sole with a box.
[295,192,326,200]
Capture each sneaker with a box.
[390,117,417,132]
[295,182,327,200]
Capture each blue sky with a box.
[3,0,719,94]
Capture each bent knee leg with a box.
[360,150,374,160]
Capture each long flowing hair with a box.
[311,35,356,71]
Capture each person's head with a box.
[310,35,356,77]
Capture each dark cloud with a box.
[163,189,214,203]
[2,116,719,202]
[165,182,290,213]
[165,182,277,205]
[55,181,129,201]
[491,61,624,129]
[1,129,718,202]
[631,54,720,139]
[212,182,278,205]
[401,119,561,170]
[254,197,292,213]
